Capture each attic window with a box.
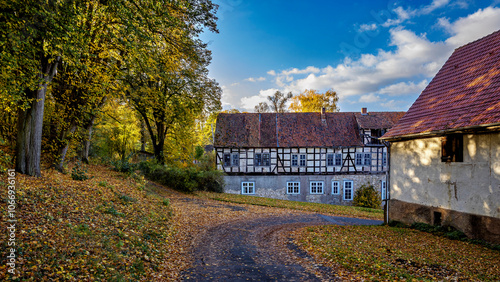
[441,134,463,162]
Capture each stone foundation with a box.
[389,199,500,244]
[223,174,386,206]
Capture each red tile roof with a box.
[382,30,500,140]
[215,111,404,148]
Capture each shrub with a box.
[353,183,381,209]
[71,162,89,181]
[111,153,137,173]
[139,160,225,193]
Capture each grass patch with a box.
[294,225,500,281]
[196,192,383,220]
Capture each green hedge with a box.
[139,161,224,193]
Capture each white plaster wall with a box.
[390,132,500,218]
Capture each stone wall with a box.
[223,173,386,206]
[389,199,500,244]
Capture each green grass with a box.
[195,192,383,220]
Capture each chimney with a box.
[321,107,326,124]
[361,107,368,115]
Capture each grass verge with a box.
[195,192,383,220]
[293,225,500,281]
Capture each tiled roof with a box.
[355,112,406,129]
[215,111,404,148]
[383,30,500,140]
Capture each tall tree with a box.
[289,89,339,112]
[267,91,293,113]
[254,102,269,113]
[123,0,221,163]
[1,0,83,176]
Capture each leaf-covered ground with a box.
[0,165,176,281]
[2,165,499,281]
[292,225,500,281]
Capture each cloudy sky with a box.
[201,0,500,112]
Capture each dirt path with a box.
[178,203,382,281]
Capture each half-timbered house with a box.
[214,108,404,205]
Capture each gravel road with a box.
[181,212,382,281]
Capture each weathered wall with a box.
[223,174,386,205]
[390,132,500,219]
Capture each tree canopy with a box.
[289,89,339,112]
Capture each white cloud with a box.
[359,23,377,32]
[421,0,450,15]
[378,80,429,96]
[281,66,320,76]
[440,7,500,47]
[240,88,278,111]
[359,93,381,103]
[245,76,266,82]
[267,70,276,76]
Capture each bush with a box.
[111,153,137,173]
[139,160,224,193]
[71,162,89,181]
[353,183,381,209]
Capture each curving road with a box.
[181,213,382,281]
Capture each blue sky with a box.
[201,0,500,112]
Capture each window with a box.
[223,153,231,167]
[310,181,324,194]
[335,154,342,166]
[223,153,239,167]
[441,134,463,162]
[287,182,300,194]
[292,154,306,166]
[241,182,255,194]
[343,180,353,200]
[381,180,387,200]
[332,181,340,195]
[363,153,371,166]
[232,154,239,166]
[327,154,334,166]
[255,153,270,166]
[300,154,306,166]
[355,152,371,166]
[382,152,387,166]
[355,153,363,165]
[327,154,342,166]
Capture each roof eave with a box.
[381,123,500,142]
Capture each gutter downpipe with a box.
[382,139,391,225]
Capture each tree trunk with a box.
[81,120,94,164]
[15,57,59,177]
[140,118,146,152]
[55,123,77,172]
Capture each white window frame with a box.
[332,181,340,195]
[335,153,342,166]
[241,182,255,195]
[355,153,363,166]
[343,180,353,200]
[292,154,306,167]
[382,152,387,167]
[363,153,371,166]
[327,154,334,166]
[287,182,300,194]
[381,180,387,200]
[223,153,239,167]
[310,181,324,194]
[255,152,270,166]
